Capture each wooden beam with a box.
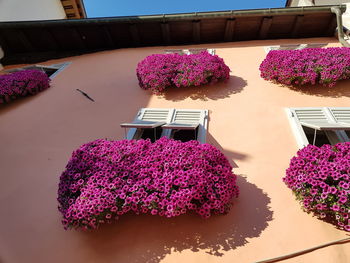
[192,20,200,43]
[46,28,62,51]
[129,24,140,45]
[16,29,35,52]
[161,23,171,45]
[326,15,337,36]
[292,15,304,38]
[259,17,273,39]
[224,19,236,42]
[73,27,87,49]
[0,30,11,55]
[100,25,115,48]
[44,28,60,51]
[61,0,80,19]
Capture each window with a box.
[165,48,215,55]
[286,107,350,148]
[6,62,71,79]
[120,108,208,143]
[264,43,326,53]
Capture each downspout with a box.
[331,6,350,47]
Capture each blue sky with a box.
[84,0,287,18]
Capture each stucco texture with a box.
[0,37,349,263]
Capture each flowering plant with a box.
[58,137,239,230]
[259,47,350,87]
[136,51,230,93]
[283,143,350,231]
[0,69,50,104]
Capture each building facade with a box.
[0,5,349,263]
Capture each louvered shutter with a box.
[293,108,342,131]
[173,110,202,124]
[138,108,172,122]
[289,108,347,147]
[164,109,208,143]
[329,108,350,124]
[294,108,329,123]
[125,108,174,140]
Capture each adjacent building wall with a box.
[0,0,66,22]
[288,0,350,6]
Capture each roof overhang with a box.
[61,0,87,19]
[0,5,345,65]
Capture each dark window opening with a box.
[171,128,198,142]
[24,66,58,78]
[6,63,69,79]
[140,127,163,142]
[303,126,331,147]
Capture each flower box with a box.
[0,69,50,104]
[58,137,239,230]
[259,47,350,87]
[284,143,350,231]
[136,51,230,94]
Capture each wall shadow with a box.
[79,176,273,263]
[206,132,249,168]
[284,79,350,98]
[161,75,247,102]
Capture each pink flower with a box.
[284,142,350,232]
[260,47,350,88]
[136,51,230,94]
[58,137,239,230]
[0,70,50,104]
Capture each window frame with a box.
[164,48,215,55]
[264,43,326,53]
[124,108,208,143]
[286,107,350,148]
[5,62,71,79]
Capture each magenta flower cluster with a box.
[283,143,350,231]
[58,137,239,230]
[0,70,50,104]
[259,47,350,87]
[136,51,230,93]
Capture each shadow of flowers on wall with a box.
[162,75,247,102]
[285,80,350,98]
[80,176,273,263]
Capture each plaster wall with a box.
[0,38,349,263]
[0,0,66,22]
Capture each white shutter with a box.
[329,108,350,124]
[173,110,202,123]
[294,108,329,123]
[125,108,174,140]
[165,109,208,143]
[287,107,350,148]
[188,48,215,55]
[305,43,326,48]
[329,107,350,142]
[165,49,186,55]
[139,108,172,122]
[264,44,302,53]
[264,44,325,54]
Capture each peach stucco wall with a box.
[0,37,349,263]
